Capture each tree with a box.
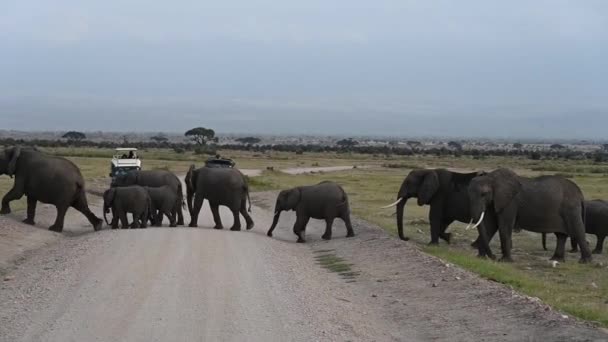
[150,134,168,143]
[336,138,359,148]
[236,137,261,144]
[513,143,523,149]
[602,144,608,151]
[407,141,421,149]
[550,144,565,150]
[62,131,86,141]
[185,127,217,145]
[447,141,463,151]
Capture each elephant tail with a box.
[581,200,586,226]
[246,186,252,213]
[178,183,186,209]
[541,233,547,251]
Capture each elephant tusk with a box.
[380,197,403,209]
[471,211,485,230]
[274,211,280,216]
[464,219,474,231]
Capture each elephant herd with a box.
[383,168,608,263]
[1,146,606,264]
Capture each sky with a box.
[1,1,607,138]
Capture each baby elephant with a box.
[144,186,180,227]
[267,181,355,243]
[103,186,151,229]
[542,199,608,254]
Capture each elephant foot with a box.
[267,231,273,237]
[569,248,578,253]
[296,237,306,243]
[550,256,565,262]
[399,236,410,241]
[170,223,177,228]
[470,240,480,249]
[111,225,119,230]
[592,249,603,255]
[498,256,514,263]
[0,206,11,215]
[48,225,63,233]
[427,241,439,246]
[346,232,355,238]
[441,233,452,244]
[189,223,198,228]
[93,221,103,231]
[214,225,224,230]
[321,234,332,240]
[177,220,185,226]
[246,222,255,230]
[22,218,36,225]
[579,256,592,264]
[230,226,241,231]
[477,252,496,260]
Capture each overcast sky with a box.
[1,1,607,138]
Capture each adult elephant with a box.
[382,169,485,244]
[112,170,184,226]
[0,146,102,232]
[185,165,254,231]
[103,186,151,229]
[468,168,592,263]
[541,199,608,254]
[267,181,354,243]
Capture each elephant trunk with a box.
[267,210,281,237]
[396,198,409,241]
[542,233,547,251]
[103,205,111,226]
[187,191,194,216]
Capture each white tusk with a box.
[380,197,403,209]
[471,211,485,229]
[464,219,474,231]
[274,211,280,216]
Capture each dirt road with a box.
[1,191,607,341]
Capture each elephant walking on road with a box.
[267,181,355,243]
[468,168,592,263]
[186,165,254,231]
[0,146,102,232]
[112,170,185,226]
[144,185,180,227]
[382,169,486,244]
[103,186,151,229]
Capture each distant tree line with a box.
[1,137,608,162]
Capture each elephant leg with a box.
[49,205,69,232]
[240,199,254,230]
[72,192,102,231]
[439,220,453,244]
[342,213,355,238]
[23,197,37,225]
[428,206,442,245]
[551,233,568,262]
[230,207,242,231]
[475,222,496,260]
[189,195,204,227]
[322,217,335,240]
[111,208,119,229]
[569,235,578,253]
[176,206,185,226]
[594,235,605,254]
[211,204,224,229]
[565,212,592,263]
[1,177,25,215]
[293,216,310,243]
[130,213,140,229]
[119,211,129,229]
[166,209,177,227]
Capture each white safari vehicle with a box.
[110,148,141,178]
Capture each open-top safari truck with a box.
[110,148,141,179]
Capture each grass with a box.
[2,147,608,326]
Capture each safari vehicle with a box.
[204,155,235,168]
[110,148,141,178]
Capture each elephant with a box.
[112,170,184,226]
[267,181,354,243]
[468,168,592,263]
[185,165,254,231]
[541,199,608,254]
[144,185,179,227]
[0,146,102,232]
[103,186,151,229]
[382,169,485,244]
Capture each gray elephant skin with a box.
[103,186,151,229]
[0,146,102,232]
[185,165,254,231]
[144,185,179,227]
[112,170,185,226]
[267,181,355,243]
[383,169,485,244]
[468,168,592,263]
[541,199,608,254]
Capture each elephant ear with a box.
[492,170,522,213]
[104,188,116,206]
[418,170,439,205]
[7,146,21,177]
[285,188,301,210]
